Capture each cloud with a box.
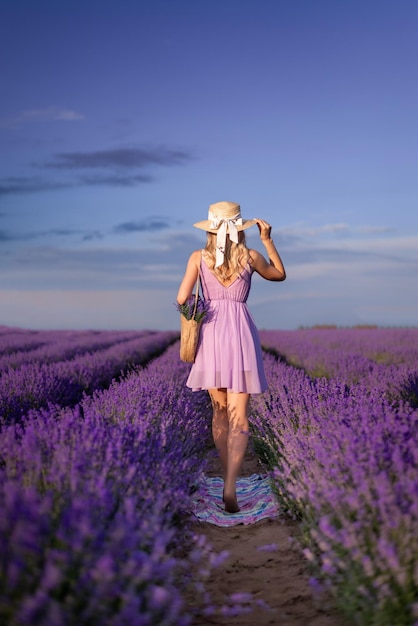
[0,173,154,195]
[53,229,103,241]
[321,223,349,234]
[0,227,103,243]
[41,146,192,170]
[0,176,72,196]
[1,224,417,330]
[80,174,153,186]
[2,227,418,331]
[0,230,12,242]
[81,231,104,241]
[0,236,191,291]
[22,108,85,122]
[278,222,399,245]
[0,145,193,195]
[0,216,172,245]
[357,225,395,234]
[281,223,349,238]
[114,218,171,234]
[281,232,418,270]
[0,290,177,331]
[319,234,418,255]
[0,107,85,129]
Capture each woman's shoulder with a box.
[248,248,262,264]
[247,248,269,274]
[187,249,203,267]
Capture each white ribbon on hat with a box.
[208,210,243,267]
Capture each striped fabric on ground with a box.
[192,474,280,527]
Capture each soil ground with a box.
[188,445,347,626]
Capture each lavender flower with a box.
[175,295,210,323]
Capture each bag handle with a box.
[192,271,200,319]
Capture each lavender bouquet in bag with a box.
[176,277,209,362]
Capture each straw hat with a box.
[193,201,257,233]
[193,201,257,267]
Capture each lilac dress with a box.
[186,253,267,394]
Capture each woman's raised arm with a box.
[250,219,286,281]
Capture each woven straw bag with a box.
[179,274,202,363]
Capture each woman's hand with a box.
[251,218,286,281]
[255,218,272,241]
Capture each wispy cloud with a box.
[281,223,349,238]
[11,228,405,284]
[0,216,172,243]
[2,228,417,330]
[80,174,153,186]
[357,225,395,234]
[0,227,103,242]
[0,174,154,195]
[280,222,396,241]
[41,146,192,170]
[114,218,171,234]
[0,289,177,330]
[0,107,85,129]
[82,231,103,241]
[325,234,418,257]
[21,108,85,122]
[0,177,72,195]
[0,145,194,195]
[0,217,173,243]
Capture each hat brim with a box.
[193,218,257,233]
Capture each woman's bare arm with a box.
[176,250,201,304]
[250,219,286,281]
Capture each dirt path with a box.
[188,445,345,626]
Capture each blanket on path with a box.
[192,473,280,527]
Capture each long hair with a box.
[204,231,251,282]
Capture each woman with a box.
[177,201,286,513]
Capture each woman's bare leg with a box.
[223,392,250,513]
[209,388,229,479]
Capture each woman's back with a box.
[200,253,253,303]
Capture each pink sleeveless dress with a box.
[186,253,267,394]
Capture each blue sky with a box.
[1,0,417,330]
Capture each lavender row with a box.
[250,351,418,625]
[0,328,53,357]
[0,343,214,625]
[259,327,418,371]
[0,331,178,425]
[0,330,154,373]
[259,329,418,404]
[0,327,108,357]
[0,327,151,360]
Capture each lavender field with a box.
[0,327,178,425]
[256,328,418,625]
[1,326,418,625]
[0,328,215,625]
